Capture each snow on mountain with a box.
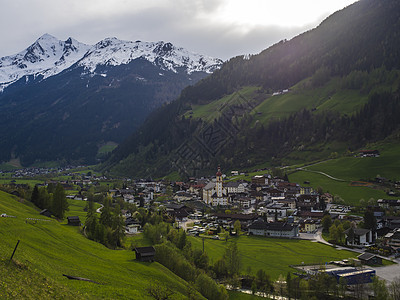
[0,34,223,92]
[78,37,223,75]
[0,34,91,91]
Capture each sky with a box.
[0,0,358,61]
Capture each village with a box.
[2,163,400,294]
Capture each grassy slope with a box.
[189,235,357,280]
[186,86,260,122]
[288,141,400,205]
[0,191,200,299]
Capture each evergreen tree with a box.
[38,187,51,210]
[99,197,112,227]
[52,184,68,219]
[363,209,377,230]
[30,185,40,207]
[177,230,187,250]
[85,199,98,240]
[111,204,126,248]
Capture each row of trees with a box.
[31,183,68,219]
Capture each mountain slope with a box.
[0,35,222,166]
[0,191,202,299]
[103,0,400,178]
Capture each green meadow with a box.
[189,235,357,279]
[251,77,369,126]
[0,191,202,299]
[288,141,400,205]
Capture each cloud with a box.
[0,0,357,60]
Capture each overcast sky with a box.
[0,0,358,60]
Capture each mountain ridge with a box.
[0,34,223,92]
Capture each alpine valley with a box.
[102,0,400,178]
[0,34,222,166]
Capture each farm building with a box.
[67,216,81,226]
[134,246,156,262]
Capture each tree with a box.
[233,220,241,235]
[146,281,174,300]
[85,199,98,240]
[224,240,241,276]
[321,215,332,232]
[347,227,355,245]
[363,209,377,230]
[38,186,51,210]
[177,230,187,250]
[99,197,112,227]
[329,224,338,242]
[196,273,228,300]
[389,276,400,300]
[214,258,228,279]
[286,272,293,299]
[193,249,209,270]
[336,224,345,244]
[30,185,40,207]
[111,204,126,248]
[372,276,389,300]
[52,184,68,219]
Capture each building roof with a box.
[213,213,258,221]
[345,228,371,236]
[204,182,216,190]
[134,246,156,256]
[357,252,379,261]
[225,181,242,188]
[249,220,296,232]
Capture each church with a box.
[202,166,229,206]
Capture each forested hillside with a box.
[103,0,400,178]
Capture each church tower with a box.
[216,166,223,198]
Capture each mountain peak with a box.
[0,34,222,92]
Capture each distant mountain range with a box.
[0,34,223,166]
[102,0,400,178]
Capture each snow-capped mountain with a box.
[0,34,91,91]
[0,34,223,166]
[0,34,223,92]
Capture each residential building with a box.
[248,220,299,238]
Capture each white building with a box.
[202,167,228,206]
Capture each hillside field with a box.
[0,191,202,299]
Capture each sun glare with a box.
[216,0,358,28]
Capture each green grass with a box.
[227,290,265,299]
[288,141,400,205]
[97,142,118,155]
[189,235,358,280]
[251,77,368,126]
[187,86,261,122]
[65,199,101,223]
[305,143,400,182]
[289,170,391,206]
[0,191,202,299]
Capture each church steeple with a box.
[216,165,223,197]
